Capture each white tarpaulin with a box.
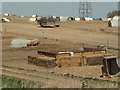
[10,39,30,48]
[10,38,39,48]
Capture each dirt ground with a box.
[1,18,119,88]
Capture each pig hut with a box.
[56,50,82,67]
[82,46,106,65]
[28,50,57,68]
[28,50,82,68]
[101,56,120,78]
[28,47,106,68]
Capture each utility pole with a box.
[79,0,92,18]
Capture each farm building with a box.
[60,16,81,21]
[99,18,107,21]
[29,18,37,22]
[107,18,112,21]
[108,16,120,27]
[1,17,10,23]
[60,16,68,22]
[67,17,75,21]
[75,17,80,21]
[32,15,38,18]
[4,13,9,16]
[29,15,38,22]
[36,16,41,21]
[51,16,57,19]
[28,46,107,68]
[20,15,24,18]
[81,17,93,21]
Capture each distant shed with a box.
[111,16,120,27]
[20,15,24,18]
[84,17,93,21]
[75,18,80,21]
[29,18,37,22]
[107,18,112,21]
[81,17,93,21]
[108,16,120,27]
[67,17,75,21]
[99,18,107,21]
[60,16,68,22]
[1,18,10,23]
[32,15,37,18]
[4,13,9,16]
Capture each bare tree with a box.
[107,10,120,18]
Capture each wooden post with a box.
[43,31,44,38]
[105,59,110,77]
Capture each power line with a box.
[79,1,92,18]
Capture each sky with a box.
[1,2,119,18]
[1,0,120,2]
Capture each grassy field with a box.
[2,65,120,88]
[2,75,44,88]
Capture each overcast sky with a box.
[2,2,119,18]
[1,0,120,2]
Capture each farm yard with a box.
[1,16,119,88]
